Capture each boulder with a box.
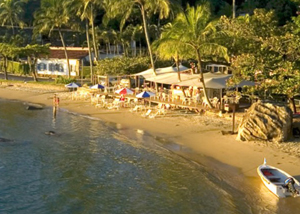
[25,103,44,110]
[236,101,293,142]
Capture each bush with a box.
[96,56,173,75]
[55,76,77,84]
[0,60,30,75]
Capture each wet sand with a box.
[1,83,300,181]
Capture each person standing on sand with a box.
[53,94,60,118]
[53,94,60,107]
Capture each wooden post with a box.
[232,104,236,133]
[81,59,83,86]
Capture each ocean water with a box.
[0,99,300,214]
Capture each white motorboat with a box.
[257,158,300,198]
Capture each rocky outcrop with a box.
[236,101,293,142]
[25,103,44,110]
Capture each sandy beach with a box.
[1,82,300,181]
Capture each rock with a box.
[0,137,13,142]
[45,131,56,135]
[236,101,293,142]
[25,103,44,110]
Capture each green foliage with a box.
[7,61,30,75]
[54,76,77,84]
[96,56,172,75]
[0,61,28,74]
[82,66,91,78]
[96,57,150,75]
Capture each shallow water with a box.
[0,99,300,213]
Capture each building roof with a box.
[47,47,89,59]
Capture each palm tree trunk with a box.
[196,48,213,108]
[140,4,156,76]
[175,53,181,82]
[233,0,236,19]
[86,19,94,84]
[114,42,116,55]
[3,57,8,80]
[90,4,99,61]
[133,40,136,57]
[58,30,71,77]
[122,43,126,56]
[139,40,142,56]
[28,56,37,82]
[10,19,15,35]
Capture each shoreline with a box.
[1,84,300,181]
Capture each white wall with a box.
[37,59,77,76]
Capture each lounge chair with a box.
[149,111,159,119]
[130,105,139,112]
[149,109,167,119]
[107,100,120,110]
[141,109,152,118]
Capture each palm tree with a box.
[152,23,191,82]
[163,3,229,108]
[0,43,17,80]
[0,0,26,35]
[105,0,173,76]
[33,0,72,77]
[69,0,104,60]
[132,24,144,56]
[65,0,105,83]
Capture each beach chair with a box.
[107,102,120,110]
[129,105,139,113]
[141,109,152,118]
[91,94,100,105]
[149,110,160,119]
[107,100,120,110]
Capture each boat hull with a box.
[257,164,300,198]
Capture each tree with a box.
[105,0,174,76]
[160,3,229,108]
[66,0,105,61]
[0,43,18,80]
[0,0,27,35]
[218,9,279,57]
[132,24,144,56]
[152,23,191,82]
[227,10,300,112]
[33,0,72,77]
[65,0,107,84]
[21,44,50,82]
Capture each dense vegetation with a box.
[0,0,300,107]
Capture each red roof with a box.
[47,47,89,59]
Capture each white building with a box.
[37,47,89,77]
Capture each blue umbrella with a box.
[136,91,156,98]
[90,84,105,89]
[65,82,81,88]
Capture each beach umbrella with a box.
[115,88,134,95]
[136,91,156,98]
[65,82,81,88]
[90,84,105,89]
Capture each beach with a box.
[1,82,300,181]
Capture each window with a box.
[37,63,46,71]
[49,63,54,71]
[59,64,64,72]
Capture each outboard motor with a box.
[285,178,297,196]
